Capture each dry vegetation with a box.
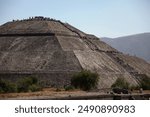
[0,88,86,99]
[1,87,150,100]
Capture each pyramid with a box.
[0,16,150,89]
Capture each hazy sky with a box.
[0,0,150,38]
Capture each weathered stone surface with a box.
[0,17,150,88]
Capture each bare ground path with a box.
[0,88,150,100]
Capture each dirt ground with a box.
[0,88,96,99]
[0,88,150,100]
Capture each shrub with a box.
[0,79,8,93]
[111,77,130,89]
[140,74,150,90]
[130,85,140,90]
[64,85,75,91]
[0,76,42,93]
[28,84,41,92]
[71,70,99,91]
[6,83,18,93]
[17,78,30,92]
[17,76,41,92]
[0,79,17,93]
[0,88,3,93]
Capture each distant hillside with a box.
[101,33,150,61]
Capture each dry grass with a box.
[0,88,85,99]
[0,88,150,99]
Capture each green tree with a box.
[17,76,41,92]
[140,74,150,90]
[71,70,99,91]
[111,77,130,89]
[0,79,17,93]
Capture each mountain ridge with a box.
[101,33,150,61]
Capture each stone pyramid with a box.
[0,16,150,89]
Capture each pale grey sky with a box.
[0,0,150,38]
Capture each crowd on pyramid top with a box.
[12,16,58,22]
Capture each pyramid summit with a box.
[0,16,150,89]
